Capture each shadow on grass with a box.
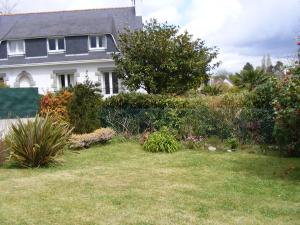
[229,153,300,182]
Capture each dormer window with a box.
[7,40,25,56]
[89,35,107,51]
[48,38,65,53]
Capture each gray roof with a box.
[0,7,142,41]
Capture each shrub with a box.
[102,93,199,109]
[182,135,205,149]
[69,128,115,149]
[139,128,155,145]
[101,93,245,139]
[101,93,207,135]
[201,84,223,96]
[273,74,300,156]
[4,116,71,168]
[0,82,8,88]
[178,107,232,140]
[40,90,72,123]
[68,78,102,134]
[224,138,239,150]
[143,128,180,153]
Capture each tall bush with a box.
[273,74,300,156]
[68,78,102,134]
[4,116,71,168]
[243,78,278,144]
[40,90,72,123]
[113,19,219,95]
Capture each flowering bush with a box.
[40,91,73,123]
[69,128,115,149]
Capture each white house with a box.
[0,7,142,97]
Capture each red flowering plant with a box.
[40,90,73,123]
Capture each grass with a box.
[0,141,300,225]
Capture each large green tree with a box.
[113,20,219,95]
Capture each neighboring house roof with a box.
[210,77,234,87]
[0,7,142,41]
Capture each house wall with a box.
[0,60,124,97]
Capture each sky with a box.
[8,0,300,72]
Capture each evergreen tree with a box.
[68,77,102,134]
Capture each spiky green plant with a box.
[4,115,71,168]
[143,128,180,153]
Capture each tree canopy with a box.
[113,19,219,95]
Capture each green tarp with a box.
[0,88,39,119]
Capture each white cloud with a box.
[13,0,300,72]
[136,0,183,24]
[183,0,242,39]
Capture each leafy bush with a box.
[0,82,8,88]
[182,135,205,149]
[236,108,274,144]
[69,128,115,149]
[273,74,300,156]
[4,116,71,168]
[143,129,180,153]
[102,92,203,109]
[68,78,102,134]
[178,107,233,140]
[139,128,155,145]
[101,93,205,135]
[40,90,72,123]
[225,138,239,150]
[201,84,223,96]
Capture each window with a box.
[89,35,107,50]
[57,74,74,89]
[48,38,65,53]
[0,77,4,86]
[8,40,25,56]
[103,72,119,95]
[112,72,119,94]
[104,72,110,95]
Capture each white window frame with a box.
[7,40,25,56]
[57,73,74,90]
[102,71,119,96]
[47,37,66,54]
[88,35,107,51]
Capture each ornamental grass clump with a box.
[4,115,71,168]
[0,138,7,165]
[143,129,180,153]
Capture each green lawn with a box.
[1,142,300,225]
